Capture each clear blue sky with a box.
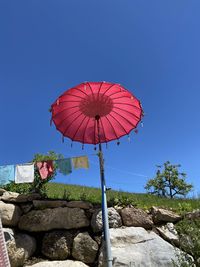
[0,1,200,196]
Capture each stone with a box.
[66,201,93,210]
[156,223,179,245]
[91,207,122,233]
[25,260,89,267]
[98,226,182,267]
[18,207,90,232]
[42,230,73,260]
[20,203,33,213]
[0,188,6,196]
[72,232,99,263]
[151,206,181,224]
[0,201,22,226]
[7,233,36,267]
[120,207,153,229]
[33,200,68,209]
[0,191,41,203]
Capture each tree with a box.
[145,161,193,198]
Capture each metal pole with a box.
[96,115,112,267]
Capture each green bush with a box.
[2,181,31,194]
[174,218,200,266]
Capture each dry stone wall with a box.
[0,190,194,267]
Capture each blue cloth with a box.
[56,158,72,175]
[0,165,15,185]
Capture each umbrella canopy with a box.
[51,81,143,144]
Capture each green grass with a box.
[46,182,200,214]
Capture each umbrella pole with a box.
[96,116,112,267]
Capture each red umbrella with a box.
[51,81,143,145]
[51,81,143,267]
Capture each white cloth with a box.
[15,163,34,183]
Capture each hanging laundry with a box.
[0,165,15,185]
[56,158,72,175]
[15,163,34,184]
[72,156,89,169]
[36,160,54,180]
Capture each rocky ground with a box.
[0,189,199,267]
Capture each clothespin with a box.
[117,140,120,146]
[71,142,73,148]
[82,144,84,150]
[141,121,144,127]
[56,98,60,105]
[62,135,64,143]
[106,142,108,149]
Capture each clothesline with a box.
[89,159,148,178]
[0,156,89,186]
[0,155,89,167]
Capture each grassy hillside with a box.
[46,182,200,214]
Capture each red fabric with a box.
[36,161,54,180]
[51,82,143,144]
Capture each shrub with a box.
[174,218,200,266]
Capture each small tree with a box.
[145,161,193,198]
[31,151,63,196]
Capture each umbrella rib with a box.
[87,82,96,100]
[63,112,84,137]
[98,81,103,98]
[108,113,128,135]
[56,109,81,128]
[112,95,139,103]
[59,100,80,103]
[101,83,116,97]
[105,86,134,97]
[106,89,125,97]
[114,106,140,120]
[61,86,88,97]
[83,117,91,143]
[52,106,80,120]
[71,115,88,141]
[111,110,137,128]
[104,116,119,140]
[63,93,85,100]
[72,86,88,96]
[113,101,142,111]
